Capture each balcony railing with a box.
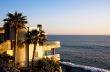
[43,54,60,61]
[43,41,61,50]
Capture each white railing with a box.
[43,54,60,61]
[43,41,61,50]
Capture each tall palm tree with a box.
[29,29,39,69]
[3,11,28,65]
[26,25,47,70]
[25,27,31,67]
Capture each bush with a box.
[0,53,14,63]
[33,58,60,72]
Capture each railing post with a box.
[52,48,55,55]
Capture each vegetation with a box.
[2,12,57,72]
[37,24,47,46]
[3,11,28,65]
[33,58,60,72]
[0,53,14,63]
[29,29,39,69]
[26,24,47,68]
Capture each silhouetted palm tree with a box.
[29,29,39,69]
[3,11,28,65]
[39,30,47,45]
[26,25,47,70]
[25,27,31,67]
[37,24,47,45]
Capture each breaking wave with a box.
[61,61,110,72]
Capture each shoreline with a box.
[60,61,110,72]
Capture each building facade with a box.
[0,26,61,67]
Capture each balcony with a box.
[43,41,61,51]
[43,54,60,61]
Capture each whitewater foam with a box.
[60,61,110,72]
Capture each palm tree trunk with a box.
[26,27,29,67]
[14,27,17,66]
[32,43,37,70]
[27,42,29,67]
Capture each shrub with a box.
[33,58,60,72]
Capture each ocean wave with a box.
[60,61,110,72]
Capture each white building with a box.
[0,26,61,67]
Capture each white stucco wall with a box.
[29,44,43,61]
[15,41,60,67]
[16,44,26,66]
[16,43,44,67]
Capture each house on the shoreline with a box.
[0,26,61,67]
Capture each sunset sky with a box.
[0,0,110,35]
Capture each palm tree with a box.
[26,25,47,70]
[3,11,28,65]
[25,27,32,67]
[29,29,39,70]
[37,24,47,46]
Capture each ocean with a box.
[48,35,110,71]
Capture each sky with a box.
[0,0,110,35]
